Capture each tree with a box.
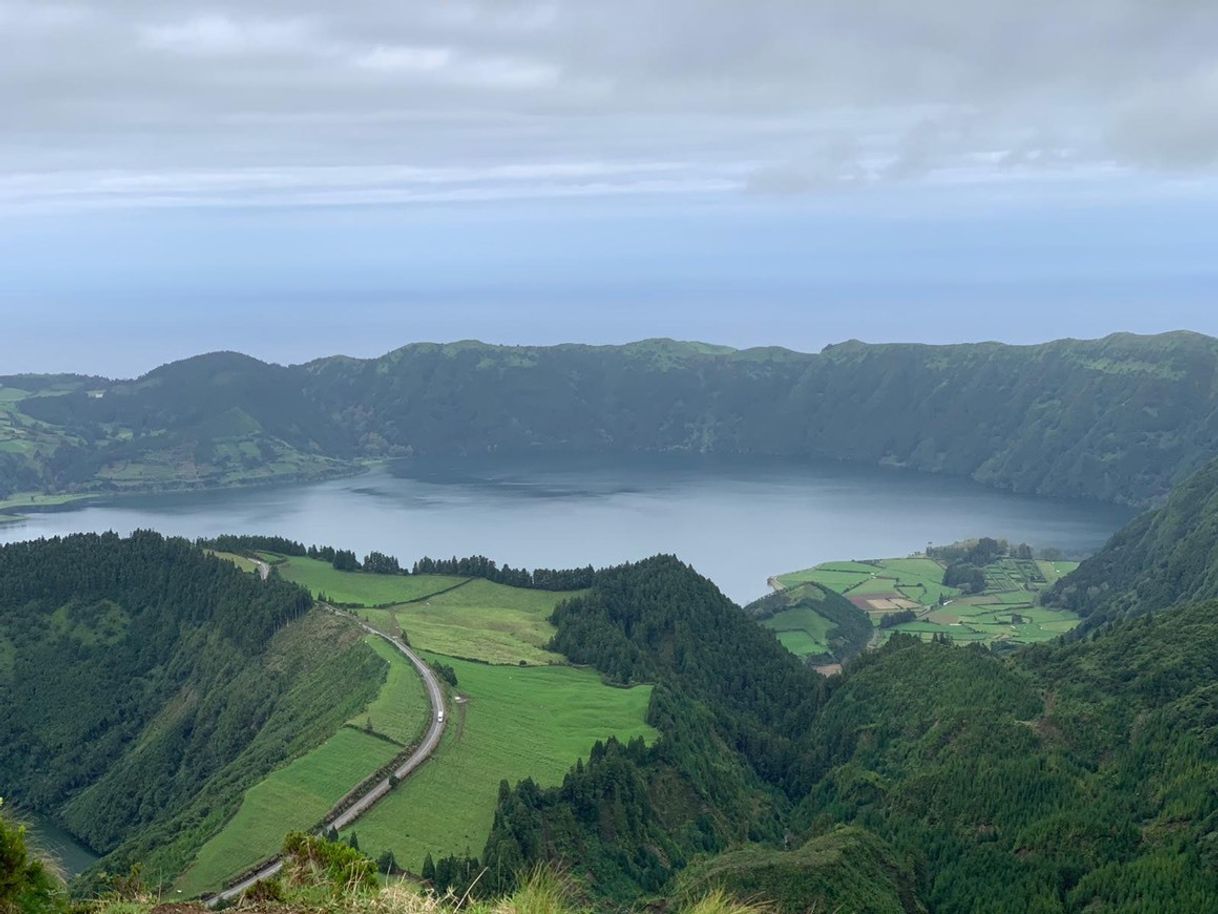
[332,549,360,571]
[421,851,436,882]
[376,850,397,875]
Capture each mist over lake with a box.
[0,455,1132,604]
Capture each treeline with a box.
[198,534,596,592]
[412,555,596,591]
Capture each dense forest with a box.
[0,532,391,884]
[1047,454,1218,629]
[6,331,1218,505]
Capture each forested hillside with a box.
[1047,455,1218,629]
[0,532,390,883]
[6,331,1218,505]
[479,548,1218,912]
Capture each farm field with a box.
[357,578,582,666]
[268,555,469,606]
[761,602,835,656]
[208,551,261,574]
[342,652,657,875]
[772,554,1081,648]
[175,635,429,896]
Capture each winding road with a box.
[210,609,448,904]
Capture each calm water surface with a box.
[0,455,1133,604]
[19,812,99,878]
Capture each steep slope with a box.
[0,532,390,883]
[1046,455,1218,629]
[7,331,1218,504]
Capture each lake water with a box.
[0,455,1134,604]
[17,812,99,878]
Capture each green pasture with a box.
[176,727,398,897]
[177,635,428,895]
[271,555,468,606]
[349,637,430,745]
[372,578,581,665]
[209,551,261,574]
[343,652,656,875]
[762,605,835,657]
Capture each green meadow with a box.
[342,652,657,874]
[359,578,582,666]
[762,603,835,657]
[176,635,429,896]
[271,555,468,606]
[209,551,261,574]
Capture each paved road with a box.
[211,610,447,904]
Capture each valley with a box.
[180,551,653,895]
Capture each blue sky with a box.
[2,1,1218,376]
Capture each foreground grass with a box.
[95,863,771,914]
[272,556,469,607]
[177,637,430,896]
[344,653,656,873]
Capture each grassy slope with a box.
[374,579,582,665]
[763,605,834,656]
[273,556,468,606]
[344,653,656,873]
[176,635,430,895]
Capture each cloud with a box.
[3,1,1218,210]
[138,14,320,57]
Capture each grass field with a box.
[771,554,1082,649]
[271,555,468,607]
[209,551,261,574]
[176,727,398,896]
[176,635,430,895]
[342,652,656,874]
[358,578,582,666]
[349,637,430,745]
[762,604,834,657]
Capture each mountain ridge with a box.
[5,330,1218,506]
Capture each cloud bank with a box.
[3,0,1217,209]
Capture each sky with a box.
[2,0,1218,377]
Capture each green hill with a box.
[1047,455,1218,629]
[7,331,1218,504]
[0,532,396,885]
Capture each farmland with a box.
[269,555,469,606]
[258,555,581,665]
[175,634,429,896]
[358,578,580,665]
[771,553,1082,649]
[340,652,656,874]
